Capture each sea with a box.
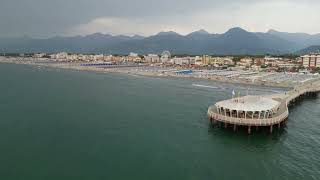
[0,63,319,180]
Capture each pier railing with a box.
[285,86,320,104]
[208,105,289,126]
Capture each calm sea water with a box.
[0,63,319,180]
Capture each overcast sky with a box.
[1,0,320,38]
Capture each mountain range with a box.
[1,27,320,55]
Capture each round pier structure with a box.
[208,96,288,134]
[208,79,320,134]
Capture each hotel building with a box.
[301,53,320,68]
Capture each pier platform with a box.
[207,78,320,133]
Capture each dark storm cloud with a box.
[1,0,319,37]
[0,0,260,37]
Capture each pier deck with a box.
[207,78,320,132]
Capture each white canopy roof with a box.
[216,96,280,112]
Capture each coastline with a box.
[0,58,307,89]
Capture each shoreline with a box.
[0,58,310,89]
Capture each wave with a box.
[192,84,219,89]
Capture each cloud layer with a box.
[1,0,320,38]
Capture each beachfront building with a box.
[201,56,233,66]
[195,56,203,66]
[33,53,46,58]
[144,54,160,63]
[129,52,138,57]
[264,56,282,67]
[110,56,122,62]
[238,58,253,67]
[301,53,320,69]
[127,52,142,62]
[48,53,116,62]
[93,54,104,61]
[264,56,282,61]
[66,54,79,61]
[78,54,90,61]
[171,56,195,65]
[201,55,210,65]
[55,52,68,60]
[127,52,138,61]
[254,58,265,66]
[103,55,113,61]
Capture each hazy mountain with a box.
[187,29,210,37]
[0,33,134,53]
[0,27,319,55]
[203,27,286,55]
[267,29,320,49]
[186,29,216,42]
[156,31,181,36]
[96,27,298,55]
[296,45,320,55]
[131,35,145,40]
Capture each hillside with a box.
[1,27,320,55]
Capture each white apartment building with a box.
[144,54,160,63]
[51,52,68,60]
[238,58,253,67]
[33,53,46,58]
[171,57,195,65]
[129,52,138,57]
[66,54,78,61]
[301,54,320,68]
[195,56,203,65]
[93,54,104,61]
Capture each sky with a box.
[1,0,320,38]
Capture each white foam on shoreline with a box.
[192,84,219,89]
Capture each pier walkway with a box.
[207,78,320,133]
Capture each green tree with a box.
[232,56,241,65]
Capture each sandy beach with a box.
[0,57,317,88]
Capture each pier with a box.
[207,79,320,134]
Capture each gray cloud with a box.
[1,0,320,38]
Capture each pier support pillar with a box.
[233,124,237,132]
[270,125,273,134]
[224,122,227,129]
[256,126,259,131]
[278,123,281,129]
[209,116,214,128]
[248,126,251,134]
